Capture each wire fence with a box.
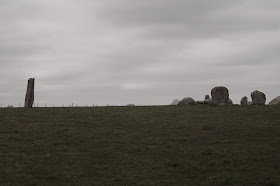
[1,103,108,108]
[0,103,159,108]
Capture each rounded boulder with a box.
[178,97,197,105]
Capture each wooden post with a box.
[24,78,35,108]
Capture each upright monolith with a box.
[24,78,35,108]
[251,90,266,105]
[211,86,229,106]
[240,96,248,105]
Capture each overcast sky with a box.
[1,0,280,106]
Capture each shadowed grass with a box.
[0,105,280,185]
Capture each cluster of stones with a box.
[178,86,233,106]
[241,91,280,105]
[240,90,266,105]
[177,86,280,106]
[22,78,280,108]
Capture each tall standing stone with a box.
[240,96,248,105]
[211,86,229,106]
[24,78,35,108]
[251,90,266,105]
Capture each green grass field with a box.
[0,105,280,185]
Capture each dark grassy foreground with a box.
[0,105,280,185]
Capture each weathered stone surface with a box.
[207,99,218,106]
[207,99,225,106]
[24,78,35,108]
[178,97,197,105]
[268,96,280,105]
[240,96,248,105]
[205,95,210,100]
[211,86,229,106]
[227,99,233,105]
[251,90,266,105]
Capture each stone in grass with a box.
[211,86,229,106]
[24,78,35,108]
[227,99,233,105]
[240,96,248,105]
[251,90,266,105]
[268,96,280,105]
[178,97,197,105]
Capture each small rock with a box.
[227,99,233,105]
[240,96,248,105]
[205,95,210,100]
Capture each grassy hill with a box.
[0,105,280,185]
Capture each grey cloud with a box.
[0,0,279,106]
[95,0,280,39]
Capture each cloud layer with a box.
[1,0,280,106]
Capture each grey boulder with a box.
[178,97,197,105]
[211,86,229,106]
[269,96,280,105]
[240,96,248,105]
[251,90,266,105]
